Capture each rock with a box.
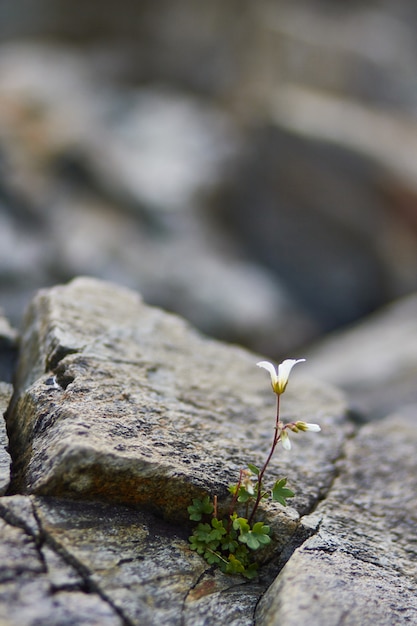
[0,493,272,626]
[0,496,123,626]
[2,277,352,624]
[0,314,14,494]
[2,1,417,111]
[266,86,417,300]
[3,29,417,346]
[0,382,12,495]
[32,496,266,626]
[256,411,417,625]
[3,277,417,625]
[305,292,417,419]
[2,3,417,348]
[7,277,349,536]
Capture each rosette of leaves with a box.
[188,495,271,579]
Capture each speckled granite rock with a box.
[2,277,352,625]
[2,278,417,625]
[7,277,349,538]
[256,411,417,625]
[0,382,12,495]
[0,496,122,626]
[0,313,15,495]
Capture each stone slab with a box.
[7,278,350,541]
[256,412,417,625]
[0,382,12,495]
[0,496,123,626]
[33,496,269,626]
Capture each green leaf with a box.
[234,543,250,562]
[221,535,239,553]
[252,522,271,545]
[189,535,206,555]
[242,562,259,579]
[271,478,294,506]
[211,518,226,531]
[237,520,271,550]
[204,549,222,565]
[207,518,227,542]
[247,463,260,476]
[193,522,214,543]
[187,496,214,521]
[225,554,246,575]
[232,517,250,534]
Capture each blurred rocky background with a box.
[2,0,417,359]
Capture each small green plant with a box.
[188,359,321,578]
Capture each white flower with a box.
[283,421,321,449]
[256,359,306,395]
[295,421,321,432]
[241,469,255,495]
[281,430,292,450]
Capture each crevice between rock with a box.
[0,496,132,626]
[30,499,136,626]
[251,421,361,623]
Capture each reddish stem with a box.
[248,393,281,525]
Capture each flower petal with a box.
[276,358,305,394]
[305,423,321,432]
[281,430,292,450]
[295,421,321,432]
[256,361,278,387]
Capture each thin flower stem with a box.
[248,393,281,525]
[205,547,229,565]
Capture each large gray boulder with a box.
[3,277,417,625]
[7,277,347,528]
[3,277,349,624]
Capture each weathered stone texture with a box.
[33,496,267,626]
[3,277,416,625]
[7,277,349,539]
[0,492,275,626]
[256,412,417,625]
[0,496,123,626]
[0,382,12,494]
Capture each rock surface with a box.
[3,277,350,625]
[7,277,348,531]
[0,382,12,495]
[2,277,417,625]
[256,412,417,625]
[0,496,124,626]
